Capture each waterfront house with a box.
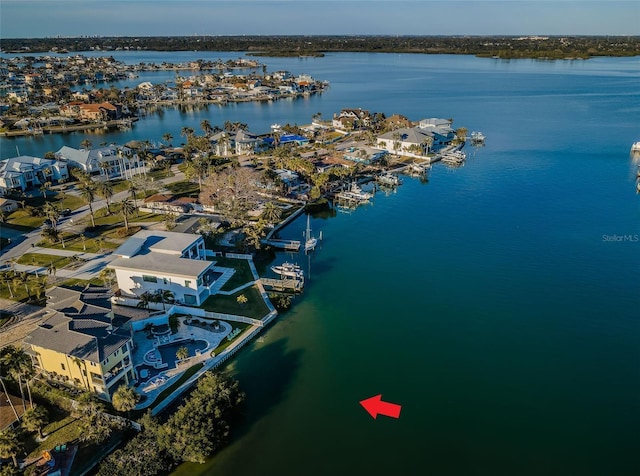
[24,286,135,402]
[332,108,373,131]
[56,145,143,178]
[417,118,456,145]
[0,155,69,195]
[108,230,220,307]
[377,127,438,157]
[342,145,388,164]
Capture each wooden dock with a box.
[261,277,304,292]
[261,239,301,251]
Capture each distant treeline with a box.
[2,36,640,59]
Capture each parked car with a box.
[61,208,72,216]
[43,218,53,227]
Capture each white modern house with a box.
[376,127,436,157]
[56,145,144,178]
[108,231,221,306]
[0,155,69,195]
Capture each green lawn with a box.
[17,253,74,269]
[25,414,85,460]
[5,194,85,230]
[6,208,46,228]
[0,273,48,303]
[209,321,253,355]
[164,180,200,197]
[147,168,174,181]
[83,207,164,227]
[200,285,270,319]
[60,277,105,287]
[209,257,255,291]
[36,232,119,254]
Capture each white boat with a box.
[347,182,374,200]
[271,123,282,131]
[376,173,402,187]
[271,262,303,278]
[441,150,466,166]
[304,214,317,252]
[408,162,431,175]
[471,131,486,143]
[631,142,640,153]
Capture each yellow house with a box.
[24,287,135,402]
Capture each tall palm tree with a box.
[0,428,22,467]
[43,202,60,232]
[21,406,49,439]
[200,119,212,136]
[118,199,136,232]
[1,272,15,298]
[180,126,194,140]
[96,180,114,214]
[157,289,174,311]
[72,356,89,389]
[162,133,173,147]
[127,181,138,208]
[80,139,92,150]
[136,291,153,310]
[79,182,97,228]
[99,162,111,181]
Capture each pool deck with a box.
[132,321,232,401]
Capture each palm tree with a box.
[157,289,174,311]
[47,262,57,281]
[236,294,248,306]
[261,202,281,224]
[96,180,114,214]
[136,291,153,310]
[43,202,60,231]
[111,385,139,418]
[0,428,23,467]
[127,181,138,209]
[72,356,89,389]
[1,272,15,298]
[99,162,111,182]
[79,182,97,228]
[99,268,115,288]
[200,119,212,136]
[80,139,92,150]
[175,346,189,361]
[21,406,48,439]
[118,199,136,233]
[180,126,194,140]
[162,133,173,147]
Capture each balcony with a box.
[105,360,132,387]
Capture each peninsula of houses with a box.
[0,55,328,136]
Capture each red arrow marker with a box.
[359,394,402,420]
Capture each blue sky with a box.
[1,1,639,38]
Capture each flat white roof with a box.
[109,254,212,279]
[113,230,202,258]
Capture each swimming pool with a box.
[157,339,208,368]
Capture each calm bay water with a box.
[3,52,640,475]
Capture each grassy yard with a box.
[60,277,105,288]
[88,207,164,226]
[17,253,74,269]
[209,257,255,291]
[5,194,85,230]
[36,232,119,254]
[25,414,85,460]
[0,273,48,303]
[200,285,270,319]
[147,168,174,181]
[209,321,253,355]
[164,180,200,198]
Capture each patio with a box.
[131,318,233,397]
